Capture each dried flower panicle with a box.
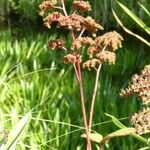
[95,31,123,51]
[131,108,150,135]
[83,59,100,70]
[96,51,116,65]
[120,65,150,105]
[87,46,99,58]
[48,39,64,49]
[39,1,123,71]
[83,17,103,33]
[39,0,58,16]
[60,13,84,31]
[64,53,82,64]
[73,1,92,12]
[43,12,64,28]
[72,37,94,50]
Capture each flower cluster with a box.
[131,108,150,135]
[39,0,123,71]
[64,53,82,64]
[83,59,100,70]
[120,65,150,135]
[83,17,103,33]
[95,31,123,51]
[120,65,150,105]
[72,37,94,50]
[47,39,64,50]
[39,0,58,16]
[73,1,92,12]
[96,51,116,65]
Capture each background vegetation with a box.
[0,0,150,149]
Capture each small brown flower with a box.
[72,37,94,50]
[87,46,99,58]
[64,53,82,64]
[83,16,103,33]
[83,59,100,70]
[120,65,150,105]
[73,1,92,12]
[131,108,150,135]
[48,39,64,49]
[59,13,84,31]
[96,51,116,65]
[43,12,64,28]
[39,0,58,16]
[95,31,123,51]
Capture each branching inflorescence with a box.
[120,65,150,135]
[39,0,123,149]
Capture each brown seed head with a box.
[120,65,150,105]
[131,108,150,135]
[87,46,99,58]
[43,12,64,28]
[48,39,64,50]
[64,53,82,64]
[72,37,94,50]
[59,13,84,31]
[73,1,92,12]
[39,0,58,16]
[95,31,123,51]
[83,58,100,70]
[96,51,116,65]
[83,16,103,33]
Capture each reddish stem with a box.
[88,46,106,132]
[76,62,91,150]
[88,64,102,131]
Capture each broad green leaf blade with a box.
[105,113,148,144]
[117,1,150,35]
[81,132,103,143]
[138,3,150,17]
[5,111,32,150]
[100,128,136,145]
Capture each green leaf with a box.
[138,3,150,17]
[100,128,136,145]
[112,10,150,47]
[81,132,103,143]
[105,113,126,128]
[117,1,150,35]
[105,113,148,144]
[4,111,32,150]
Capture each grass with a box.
[0,29,150,149]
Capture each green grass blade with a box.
[5,111,32,150]
[138,3,150,17]
[112,10,150,47]
[117,1,150,35]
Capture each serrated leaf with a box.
[4,111,32,150]
[81,132,103,143]
[117,1,150,35]
[100,128,136,145]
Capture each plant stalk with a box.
[88,64,102,132]
[75,62,92,150]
